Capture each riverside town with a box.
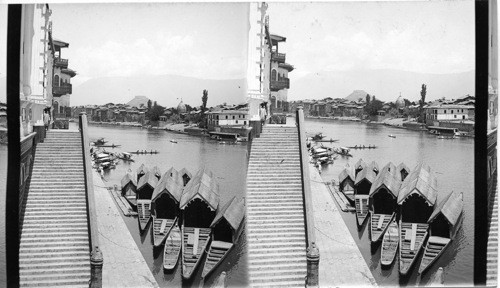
[0,2,497,288]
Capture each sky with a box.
[0,1,475,103]
[266,1,475,79]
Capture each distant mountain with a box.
[345,90,369,102]
[71,75,246,108]
[289,69,474,103]
[127,96,150,108]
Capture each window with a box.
[236,120,238,124]
[226,115,228,119]
[444,110,446,114]
[451,110,453,114]
[233,116,235,119]
[454,115,457,118]
[54,75,59,86]
[463,115,465,120]
[271,69,277,81]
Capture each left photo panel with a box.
[3,3,250,287]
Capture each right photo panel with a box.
[245,1,478,287]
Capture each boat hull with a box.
[181,226,211,280]
[153,217,177,247]
[201,239,234,278]
[163,224,181,271]
[418,236,451,274]
[370,213,394,243]
[399,221,429,275]
[137,200,152,232]
[355,195,370,226]
[381,219,399,266]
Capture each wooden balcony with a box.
[54,58,68,68]
[271,52,286,63]
[271,78,290,91]
[53,83,72,95]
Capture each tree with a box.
[146,104,165,122]
[364,99,384,116]
[147,100,152,111]
[366,94,370,105]
[200,90,208,128]
[419,84,427,123]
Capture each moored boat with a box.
[137,171,159,232]
[354,164,377,226]
[335,147,352,157]
[118,152,134,162]
[151,167,184,247]
[121,172,138,209]
[163,223,181,271]
[418,191,463,274]
[381,219,399,266]
[202,197,245,278]
[179,167,220,280]
[338,168,355,204]
[397,163,438,275]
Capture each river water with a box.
[304,118,474,286]
[87,124,249,287]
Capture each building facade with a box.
[269,33,293,113]
[52,38,76,127]
[424,104,475,125]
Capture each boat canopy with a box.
[152,166,162,177]
[369,168,402,197]
[397,162,410,175]
[397,163,438,206]
[180,167,220,211]
[179,167,192,179]
[136,164,149,175]
[369,161,379,173]
[427,191,463,226]
[355,166,377,185]
[151,168,184,203]
[354,158,367,171]
[120,172,137,188]
[380,162,397,176]
[210,197,245,231]
[339,168,355,184]
[137,171,159,190]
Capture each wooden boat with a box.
[369,162,401,241]
[170,139,178,143]
[381,219,399,266]
[151,167,184,247]
[315,138,339,143]
[335,147,352,157]
[121,172,138,209]
[397,163,437,275]
[311,132,325,141]
[130,150,160,154]
[338,168,355,204]
[355,195,370,226]
[92,138,107,145]
[388,134,396,138]
[137,171,159,232]
[118,152,134,162]
[95,144,121,148]
[202,197,245,278]
[163,223,181,270]
[179,167,220,280]
[418,191,463,274]
[354,166,377,226]
[348,145,377,149]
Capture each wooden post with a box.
[306,242,320,287]
[89,246,103,288]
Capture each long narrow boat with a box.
[418,191,463,274]
[121,171,137,209]
[354,165,377,226]
[397,163,437,275]
[151,167,184,247]
[369,163,401,242]
[381,219,399,266]
[137,171,159,232]
[202,197,245,278]
[179,167,220,280]
[163,223,181,271]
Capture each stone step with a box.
[21,231,88,239]
[248,246,306,254]
[20,278,89,288]
[249,278,305,287]
[21,234,89,244]
[19,245,89,254]
[20,254,90,265]
[20,240,89,249]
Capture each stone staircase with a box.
[19,130,91,287]
[487,172,498,287]
[246,125,307,287]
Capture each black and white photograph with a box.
[0,0,497,287]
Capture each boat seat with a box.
[192,228,199,256]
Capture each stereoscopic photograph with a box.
[0,1,496,287]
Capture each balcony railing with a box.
[271,52,286,63]
[53,83,72,95]
[54,58,68,68]
[270,78,290,91]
